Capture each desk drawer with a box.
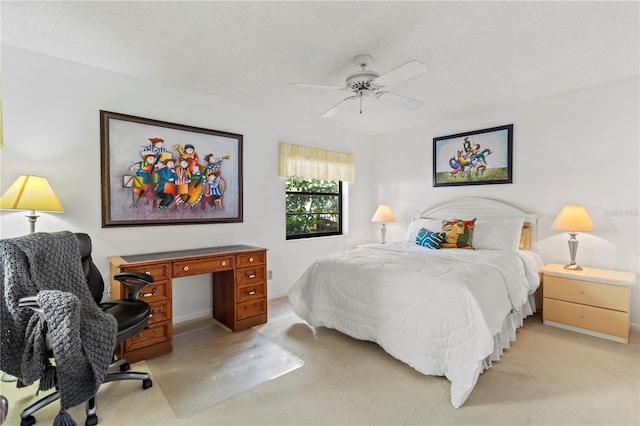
[147,300,170,325]
[173,256,234,277]
[137,281,169,303]
[237,282,266,303]
[125,321,170,352]
[236,266,266,285]
[544,276,629,311]
[237,251,266,268]
[236,299,266,321]
[544,298,629,338]
[121,263,170,281]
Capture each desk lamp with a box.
[371,204,395,244]
[552,205,593,270]
[0,175,64,233]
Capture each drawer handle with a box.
[246,290,256,295]
[221,261,227,266]
[183,266,189,272]
[247,273,256,279]
[142,288,157,297]
[249,257,254,262]
[144,271,151,275]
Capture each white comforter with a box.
[288,242,542,408]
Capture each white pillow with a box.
[405,217,443,242]
[473,217,525,250]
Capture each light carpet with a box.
[146,320,304,418]
[2,298,638,425]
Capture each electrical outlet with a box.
[267,270,273,280]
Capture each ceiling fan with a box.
[290,54,428,118]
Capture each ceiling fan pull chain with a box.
[360,95,363,114]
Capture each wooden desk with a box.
[109,244,267,363]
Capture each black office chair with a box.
[17,233,154,426]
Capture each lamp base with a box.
[563,264,582,271]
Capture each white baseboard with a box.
[631,322,639,332]
[173,308,212,324]
[268,291,289,300]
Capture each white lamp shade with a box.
[371,204,395,223]
[0,175,64,212]
[552,205,592,232]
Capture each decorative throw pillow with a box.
[405,218,443,242]
[441,219,476,249]
[473,217,525,250]
[415,228,446,249]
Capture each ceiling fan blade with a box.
[377,91,424,110]
[321,96,357,118]
[374,60,428,86]
[289,82,346,90]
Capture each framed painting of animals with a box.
[100,110,243,227]
[432,124,513,187]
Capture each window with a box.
[285,177,342,239]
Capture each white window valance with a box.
[278,143,355,182]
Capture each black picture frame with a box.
[100,110,243,227]
[433,124,513,187]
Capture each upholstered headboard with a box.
[416,197,537,251]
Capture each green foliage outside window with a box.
[286,177,342,239]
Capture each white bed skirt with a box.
[483,294,536,370]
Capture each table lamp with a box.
[371,204,395,244]
[552,205,592,270]
[0,175,64,233]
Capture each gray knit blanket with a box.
[0,231,117,419]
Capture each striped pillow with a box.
[416,228,446,249]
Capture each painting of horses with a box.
[433,124,513,187]
[100,111,243,227]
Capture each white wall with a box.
[3,46,638,326]
[371,78,640,324]
[0,46,373,323]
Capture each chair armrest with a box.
[114,272,154,300]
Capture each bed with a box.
[287,197,544,408]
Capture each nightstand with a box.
[539,263,636,343]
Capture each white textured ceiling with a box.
[2,1,638,136]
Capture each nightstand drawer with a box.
[544,276,629,312]
[544,298,629,338]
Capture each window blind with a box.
[278,143,355,182]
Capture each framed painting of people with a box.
[433,124,513,187]
[100,110,243,227]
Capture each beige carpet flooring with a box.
[2,297,639,425]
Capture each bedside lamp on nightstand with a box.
[371,204,395,244]
[552,204,593,271]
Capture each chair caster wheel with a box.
[119,363,130,372]
[142,378,153,389]
[20,415,36,426]
[85,414,98,426]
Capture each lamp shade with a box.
[371,204,395,223]
[552,205,592,232]
[0,175,64,212]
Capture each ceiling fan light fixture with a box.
[291,54,428,118]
